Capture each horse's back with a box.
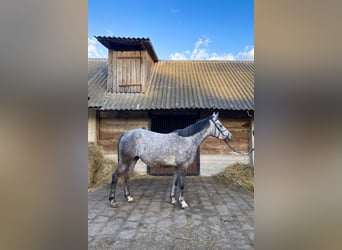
[119,129,165,149]
[122,128,175,141]
[121,128,156,141]
[119,128,181,153]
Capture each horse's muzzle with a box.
[226,133,233,141]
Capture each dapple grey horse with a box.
[109,112,232,210]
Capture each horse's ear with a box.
[212,112,219,120]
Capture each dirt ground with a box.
[88,176,254,249]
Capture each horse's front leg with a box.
[179,168,189,210]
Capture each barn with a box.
[88,36,254,176]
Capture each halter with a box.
[210,118,229,138]
[210,118,254,155]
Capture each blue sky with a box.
[88,0,254,61]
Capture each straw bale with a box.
[88,142,103,188]
[88,142,140,190]
[214,163,254,192]
[94,158,117,185]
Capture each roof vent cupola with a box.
[96,36,158,93]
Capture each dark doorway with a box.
[148,114,200,176]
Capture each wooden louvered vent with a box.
[108,50,154,93]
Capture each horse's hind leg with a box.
[124,157,138,203]
[178,168,189,210]
[109,163,127,207]
[170,169,180,205]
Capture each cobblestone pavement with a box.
[88,176,254,249]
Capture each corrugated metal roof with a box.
[88,60,254,111]
[95,36,158,62]
[88,59,107,108]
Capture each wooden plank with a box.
[118,84,142,87]
[135,57,141,92]
[117,58,122,92]
[117,51,141,58]
[131,58,135,88]
[112,51,118,92]
[88,109,97,142]
[99,117,148,136]
[98,138,117,154]
[141,51,146,92]
[123,58,127,87]
[141,50,154,93]
[99,110,148,118]
[107,50,113,92]
[128,56,133,91]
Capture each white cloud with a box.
[170,52,188,60]
[169,38,254,61]
[208,52,236,60]
[190,38,210,60]
[235,46,254,61]
[88,37,107,58]
[169,50,191,60]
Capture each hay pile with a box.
[88,142,139,190]
[88,142,116,189]
[93,157,117,185]
[214,163,254,192]
[88,142,104,187]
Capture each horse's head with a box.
[210,112,233,141]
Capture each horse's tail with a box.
[117,133,124,163]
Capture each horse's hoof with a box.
[170,197,177,206]
[182,205,190,210]
[109,200,119,208]
[127,196,134,203]
[170,201,177,206]
[180,200,189,210]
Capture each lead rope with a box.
[224,139,254,155]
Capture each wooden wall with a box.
[97,111,149,154]
[88,109,97,142]
[141,50,154,92]
[95,111,252,156]
[107,50,154,93]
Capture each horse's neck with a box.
[190,125,212,147]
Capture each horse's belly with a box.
[138,136,192,167]
[158,155,177,167]
[141,154,177,167]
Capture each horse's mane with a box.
[173,116,211,137]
